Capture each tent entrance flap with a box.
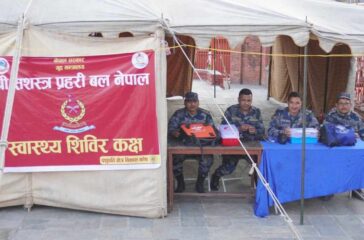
[269,35,351,115]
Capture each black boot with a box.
[210,173,220,191]
[195,174,206,193]
[174,174,185,193]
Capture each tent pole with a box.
[0,14,27,170]
[323,55,330,113]
[214,38,217,98]
[259,46,262,86]
[346,57,357,105]
[298,47,301,93]
[300,44,308,225]
[240,43,244,85]
[267,47,272,100]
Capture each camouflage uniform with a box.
[324,108,364,140]
[214,105,265,177]
[168,107,215,178]
[268,107,319,142]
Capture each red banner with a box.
[0,51,160,172]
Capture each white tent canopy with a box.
[251,0,364,53]
[159,0,310,48]
[0,0,311,47]
[0,0,162,36]
[1,0,364,52]
[164,0,364,52]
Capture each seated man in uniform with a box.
[324,92,364,200]
[268,91,319,143]
[210,88,265,191]
[168,92,216,193]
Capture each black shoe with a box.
[352,190,364,201]
[320,194,334,201]
[195,175,205,193]
[174,174,185,193]
[210,173,220,191]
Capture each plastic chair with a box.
[220,158,253,192]
[183,158,211,192]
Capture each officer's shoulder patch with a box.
[329,108,337,114]
[252,106,260,112]
[275,107,286,114]
[175,108,187,115]
[226,104,239,113]
[305,109,313,115]
[172,108,189,119]
[199,108,211,115]
[351,111,361,121]
[252,106,262,115]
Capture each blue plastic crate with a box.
[290,137,318,144]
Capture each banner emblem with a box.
[53,95,95,134]
[61,97,85,123]
[0,58,10,74]
[132,52,149,69]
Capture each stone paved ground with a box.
[1,193,364,240]
[1,80,363,240]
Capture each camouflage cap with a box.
[336,92,351,101]
[184,91,199,101]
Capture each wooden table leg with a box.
[250,150,262,189]
[167,151,174,212]
[253,150,262,189]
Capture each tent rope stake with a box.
[162,18,303,240]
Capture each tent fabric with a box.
[0,0,162,37]
[269,36,301,103]
[0,32,17,55]
[0,0,311,47]
[166,35,196,97]
[1,0,364,52]
[0,173,29,208]
[269,36,350,115]
[160,0,310,48]
[0,27,167,217]
[251,0,364,54]
[0,32,28,208]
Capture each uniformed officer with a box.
[324,92,364,200]
[268,91,319,143]
[168,92,216,193]
[324,92,364,139]
[210,88,265,191]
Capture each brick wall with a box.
[241,36,261,85]
[355,57,364,103]
[260,48,270,87]
[194,36,270,87]
[230,45,241,84]
[194,37,230,76]
[229,36,270,86]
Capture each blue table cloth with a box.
[254,140,364,217]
